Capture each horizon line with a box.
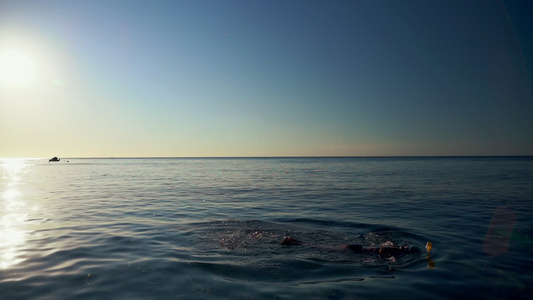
[3,155,533,160]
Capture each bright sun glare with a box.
[0,50,36,87]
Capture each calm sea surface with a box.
[1,157,532,299]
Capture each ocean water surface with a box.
[1,157,532,299]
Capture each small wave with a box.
[274,217,372,229]
[298,277,366,285]
[25,218,52,223]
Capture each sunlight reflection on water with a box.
[0,159,32,269]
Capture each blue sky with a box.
[0,0,531,157]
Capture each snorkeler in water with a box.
[279,236,425,258]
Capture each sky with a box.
[0,0,532,157]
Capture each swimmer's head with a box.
[346,244,363,253]
[280,236,302,245]
[425,242,432,252]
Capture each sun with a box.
[0,50,36,87]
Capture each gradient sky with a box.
[1,0,532,157]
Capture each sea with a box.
[1,157,532,300]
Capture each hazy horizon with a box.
[3,155,533,160]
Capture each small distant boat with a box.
[49,157,60,162]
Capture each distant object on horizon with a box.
[49,157,60,162]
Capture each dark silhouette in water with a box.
[49,157,60,162]
[280,236,422,258]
